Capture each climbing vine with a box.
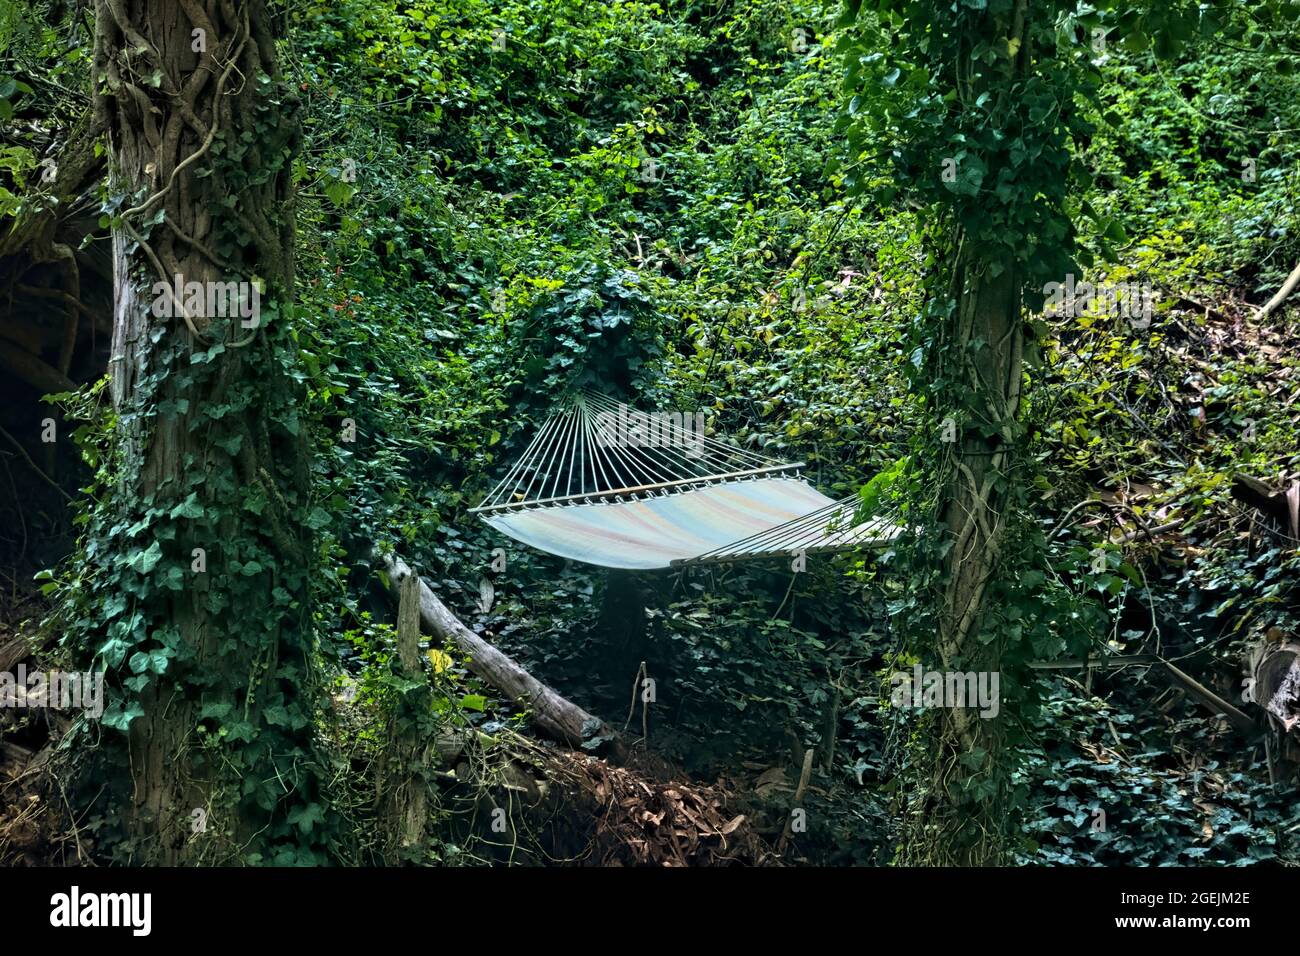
[41,0,345,864]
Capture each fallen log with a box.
[1231,473,1299,540]
[1159,660,1257,735]
[376,549,625,760]
[0,636,35,674]
[1257,260,1300,320]
[0,740,34,768]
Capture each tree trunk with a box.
[897,0,1036,867]
[91,0,324,864]
[907,240,1022,866]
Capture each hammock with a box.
[469,390,899,570]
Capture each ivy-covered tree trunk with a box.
[908,241,1023,866]
[842,0,1049,867]
[91,0,329,864]
[904,1,1040,867]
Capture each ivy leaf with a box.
[103,592,128,618]
[102,699,145,732]
[129,541,163,574]
[170,493,205,520]
[428,648,453,673]
[287,802,325,834]
[99,637,129,669]
[199,702,233,720]
[944,154,987,197]
[191,342,226,364]
[324,180,355,207]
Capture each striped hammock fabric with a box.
[472,391,900,569]
[481,477,894,570]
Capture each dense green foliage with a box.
[2,0,1297,865]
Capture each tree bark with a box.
[1248,639,1300,732]
[92,0,320,864]
[907,243,1020,866]
[900,0,1036,868]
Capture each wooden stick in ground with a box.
[380,571,437,861]
[819,681,840,771]
[376,549,625,760]
[778,747,815,853]
[396,572,422,673]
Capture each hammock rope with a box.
[673,495,896,566]
[471,389,804,514]
[471,389,900,569]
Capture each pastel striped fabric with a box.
[482,477,894,569]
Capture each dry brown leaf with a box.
[720,814,746,835]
